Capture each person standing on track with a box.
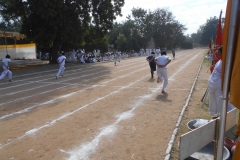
[56,52,66,79]
[146,52,156,79]
[155,50,171,94]
[172,48,175,60]
[156,47,161,57]
[0,55,12,82]
[114,51,121,66]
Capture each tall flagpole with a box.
[216,0,239,159]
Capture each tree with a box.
[107,7,187,52]
[115,33,127,51]
[0,0,125,63]
[152,8,186,49]
[131,8,153,50]
[199,16,219,45]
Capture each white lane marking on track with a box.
[0,58,142,88]
[0,70,107,105]
[0,57,142,85]
[64,51,203,160]
[0,51,193,119]
[0,66,147,119]
[0,67,100,90]
[0,51,200,150]
[8,58,143,78]
[0,63,147,105]
[1,61,145,96]
[0,75,148,150]
[1,69,108,97]
[0,51,195,150]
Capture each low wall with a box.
[0,43,36,60]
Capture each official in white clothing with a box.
[0,55,12,82]
[155,51,171,94]
[208,46,234,117]
[56,52,66,79]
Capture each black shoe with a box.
[162,90,167,94]
[9,79,12,82]
[56,76,58,80]
[62,75,64,76]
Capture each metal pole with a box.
[216,1,239,159]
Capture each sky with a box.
[115,0,228,35]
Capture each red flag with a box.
[214,10,223,60]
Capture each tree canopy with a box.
[0,0,124,63]
[107,7,187,51]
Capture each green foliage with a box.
[180,41,193,49]
[191,32,201,44]
[0,0,125,63]
[107,7,186,52]
[199,16,219,45]
[115,33,127,50]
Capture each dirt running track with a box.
[0,49,206,160]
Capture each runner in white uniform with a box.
[155,51,171,94]
[156,47,161,57]
[0,55,12,82]
[56,52,66,79]
[114,51,121,66]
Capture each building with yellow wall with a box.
[0,43,36,60]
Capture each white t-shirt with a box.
[155,55,171,65]
[156,48,161,54]
[210,60,222,82]
[2,58,10,70]
[58,55,66,65]
[208,59,222,90]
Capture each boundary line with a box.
[164,53,205,160]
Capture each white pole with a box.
[216,1,239,159]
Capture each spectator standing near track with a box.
[172,49,175,59]
[208,46,234,117]
[0,55,12,82]
[56,52,66,79]
[155,50,171,94]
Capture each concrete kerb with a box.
[164,55,205,160]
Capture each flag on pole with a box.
[222,0,240,109]
[215,10,223,57]
[210,11,223,73]
[221,0,240,159]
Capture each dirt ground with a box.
[0,48,235,160]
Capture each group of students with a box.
[146,50,172,94]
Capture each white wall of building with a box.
[0,43,36,60]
